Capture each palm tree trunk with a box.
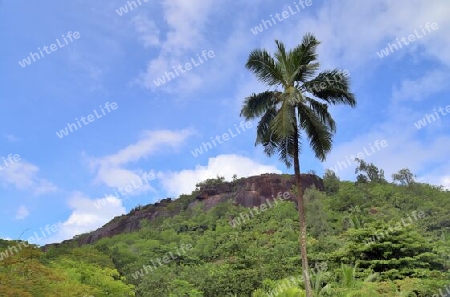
[293,133,313,297]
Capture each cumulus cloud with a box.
[44,192,126,244]
[158,154,281,197]
[0,160,57,195]
[89,129,194,195]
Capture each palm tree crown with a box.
[240,33,356,166]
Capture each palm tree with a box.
[240,33,356,296]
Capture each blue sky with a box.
[0,0,449,244]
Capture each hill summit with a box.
[55,173,323,247]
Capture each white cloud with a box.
[89,129,194,193]
[137,0,220,92]
[440,176,450,190]
[283,0,450,189]
[94,129,193,166]
[158,154,281,196]
[323,109,450,188]
[276,0,450,71]
[198,0,450,120]
[0,160,57,195]
[132,14,160,48]
[160,0,216,51]
[44,192,126,244]
[15,205,29,220]
[417,171,450,190]
[392,70,449,101]
[33,179,58,195]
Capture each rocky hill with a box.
[48,173,323,247]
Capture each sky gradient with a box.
[1,0,449,244]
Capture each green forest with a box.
[1,164,450,296]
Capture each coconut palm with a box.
[240,33,356,296]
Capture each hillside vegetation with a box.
[1,166,450,296]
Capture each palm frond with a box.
[304,97,336,132]
[263,135,297,168]
[291,33,321,82]
[246,50,285,87]
[274,40,288,72]
[255,107,298,167]
[255,106,277,146]
[240,91,279,120]
[302,70,356,107]
[298,103,333,161]
[340,263,358,288]
[364,272,379,282]
[270,95,296,138]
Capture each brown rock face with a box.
[53,174,323,247]
[195,173,323,210]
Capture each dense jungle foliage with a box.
[1,166,450,296]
